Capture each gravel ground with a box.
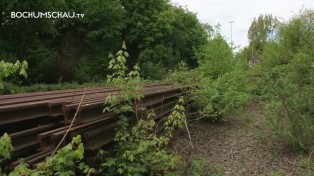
[171,103,304,176]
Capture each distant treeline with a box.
[0,0,210,84]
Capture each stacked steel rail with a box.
[0,84,182,167]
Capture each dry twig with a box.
[51,88,87,156]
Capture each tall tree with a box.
[0,0,210,83]
[170,6,209,68]
[196,34,233,79]
[74,0,125,82]
[248,14,279,54]
[279,9,314,55]
[121,0,173,64]
[0,0,64,83]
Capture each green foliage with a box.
[8,161,34,176]
[0,60,28,90]
[121,0,172,49]
[0,133,14,160]
[34,135,86,175]
[192,70,250,121]
[0,81,106,95]
[211,164,227,176]
[104,43,144,115]
[0,135,93,176]
[101,44,186,175]
[0,0,209,83]
[0,0,61,82]
[263,63,314,150]
[298,154,314,176]
[170,6,209,68]
[164,97,186,138]
[74,0,125,82]
[248,14,279,54]
[74,56,109,82]
[140,61,167,80]
[240,14,280,63]
[138,45,179,80]
[196,35,234,79]
[250,9,314,151]
[190,32,250,121]
[189,157,206,176]
[279,9,314,55]
[121,1,209,78]
[299,157,311,169]
[166,61,202,86]
[100,112,182,176]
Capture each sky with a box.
[171,0,314,49]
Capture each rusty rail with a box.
[0,83,183,168]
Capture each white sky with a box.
[171,0,314,49]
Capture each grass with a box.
[189,157,206,176]
[0,81,106,95]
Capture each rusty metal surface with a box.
[0,83,182,168]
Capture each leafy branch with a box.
[0,60,28,90]
[100,43,187,175]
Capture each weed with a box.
[189,157,206,176]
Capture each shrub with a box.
[138,45,180,80]
[100,43,185,175]
[189,157,206,176]
[0,135,94,176]
[0,133,14,162]
[259,9,314,151]
[165,61,201,87]
[0,60,28,90]
[192,70,250,121]
[264,61,314,150]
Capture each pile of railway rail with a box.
[0,83,183,168]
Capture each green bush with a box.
[192,70,250,121]
[259,9,314,151]
[0,135,94,176]
[140,61,167,80]
[196,35,234,80]
[0,133,14,161]
[74,55,110,82]
[189,157,206,176]
[165,61,202,86]
[100,44,185,175]
[138,45,180,80]
[264,61,314,150]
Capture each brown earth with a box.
[171,103,306,176]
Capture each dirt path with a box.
[172,103,304,176]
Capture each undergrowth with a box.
[0,43,191,176]
[99,43,187,175]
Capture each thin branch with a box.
[185,118,194,148]
[188,116,205,123]
[51,88,87,156]
[308,149,313,175]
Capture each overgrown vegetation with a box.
[168,30,250,122]
[0,44,190,175]
[168,8,314,154]
[1,0,314,174]
[189,157,206,176]
[100,43,187,175]
[0,81,107,95]
[0,133,14,165]
[0,60,28,90]
[247,9,314,151]
[0,135,94,176]
[0,0,208,84]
